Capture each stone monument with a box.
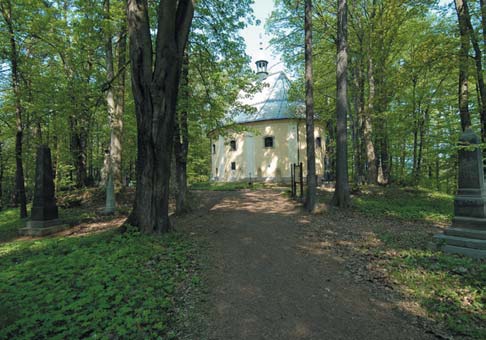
[432,128,486,258]
[20,145,68,236]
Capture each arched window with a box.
[230,140,237,151]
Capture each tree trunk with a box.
[351,88,360,185]
[0,141,3,211]
[399,148,406,181]
[325,120,336,181]
[70,119,88,188]
[1,1,27,217]
[126,0,194,234]
[411,77,418,181]
[104,0,116,184]
[379,132,391,185]
[416,110,426,183]
[332,0,351,208]
[365,57,378,184]
[113,26,127,186]
[305,0,317,212]
[463,0,486,142]
[455,0,472,131]
[351,58,366,186]
[480,0,486,48]
[174,50,190,215]
[104,0,126,188]
[436,157,440,191]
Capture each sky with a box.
[241,1,285,73]
[241,0,453,74]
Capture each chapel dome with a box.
[232,71,304,124]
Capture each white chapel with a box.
[210,52,326,183]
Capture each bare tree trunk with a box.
[332,0,351,208]
[70,119,88,188]
[379,131,390,184]
[104,0,126,188]
[104,0,116,184]
[411,77,418,181]
[1,1,27,217]
[463,0,486,142]
[455,0,472,131]
[365,57,378,184]
[305,0,317,212]
[174,50,190,215]
[351,88,360,185]
[416,110,426,182]
[0,141,3,211]
[113,26,127,186]
[480,0,486,47]
[126,0,194,233]
[352,63,365,185]
[399,148,406,181]
[436,157,440,191]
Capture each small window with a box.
[264,136,274,148]
[316,137,322,148]
[215,168,218,175]
[231,162,236,170]
[212,144,216,154]
[230,140,237,151]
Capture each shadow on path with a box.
[178,190,437,340]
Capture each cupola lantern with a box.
[255,37,268,80]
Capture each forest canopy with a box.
[0,0,483,220]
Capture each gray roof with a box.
[232,71,304,124]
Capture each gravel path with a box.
[178,189,438,340]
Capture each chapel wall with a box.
[211,119,326,183]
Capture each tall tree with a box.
[461,0,486,142]
[174,50,190,215]
[332,0,350,207]
[305,0,317,212]
[0,140,3,211]
[455,0,472,131]
[104,0,127,188]
[0,0,27,218]
[480,0,486,50]
[126,0,194,233]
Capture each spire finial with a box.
[255,21,268,80]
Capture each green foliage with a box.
[353,186,453,224]
[184,0,255,184]
[0,208,23,243]
[350,186,485,338]
[0,218,196,339]
[383,246,486,338]
[391,249,485,330]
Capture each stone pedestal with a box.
[19,145,68,236]
[432,129,486,258]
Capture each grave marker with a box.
[432,129,486,258]
[20,145,68,236]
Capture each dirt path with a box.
[177,190,438,340]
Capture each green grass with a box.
[0,209,23,243]
[349,186,485,338]
[384,248,486,338]
[353,186,453,224]
[0,209,198,339]
[190,181,267,191]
